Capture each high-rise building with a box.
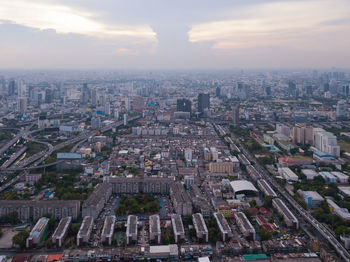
[276,124,290,137]
[292,124,313,145]
[198,93,210,113]
[216,87,221,97]
[232,105,240,126]
[314,130,340,157]
[324,83,330,92]
[184,148,192,161]
[45,89,53,104]
[288,81,296,97]
[306,85,313,96]
[265,86,271,96]
[81,83,89,104]
[91,117,101,130]
[91,89,97,106]
[177,98,191,113]
[8,80,15,96]
[17,97,27,114]
[123,113,127,126]
[336,100,347,120]
[104,102,111,115]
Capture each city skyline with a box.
[1,0,350,69]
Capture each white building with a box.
[26,217,49,248]
[210,147,218,161]
[301,169,318,180]
[184,148,192,161]
[336,100,347,119]
[314,130,340,157]
[278,167,299,182]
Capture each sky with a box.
[0,0,350,70]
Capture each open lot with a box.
[0,227,16,249]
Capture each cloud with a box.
[188,0,350,50]
[113,48,139,56]
[0,0,157,43]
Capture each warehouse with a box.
[278,167,299,182]
[230,180,259,197]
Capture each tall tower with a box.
[232,105,240,126]
[198,93,210,113]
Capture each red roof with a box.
[262,223,274,232]
[13,254,31,262]
[257,215,267,224]
[47,254,62,262]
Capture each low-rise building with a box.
[234,211,256,240]
[104,177,172,195]
[82,183,112,219]
[77,216,94,246]
[101,216,116,245]
[298,190,324,209]
[0,200,80,221]
[209,162,234,174]
[149,215,161,244]
[301,169,318,180]
[214,212,232,241]
[52,216,72,247]
[272,198,299,229]
[192,213,208,242]
[171,214,185,243]
[170,182,192,216]
[26,217,49,248]
[327,199,350,220]
[126,215,138,245]
[148,245,179,260]
[278,167,299,182]
[257,179,278,197]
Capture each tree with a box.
[208,227,220,242]
[183,214,193,226]
[335,225,350,236]
[68,223,81,237]
[249,200,257,208]
[290,148,299,155]
[189,228,196,238]
[259,226,272,241]
[48,218,56,231]
[12,231,29,249]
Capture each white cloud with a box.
[0,0,157,43]
[113,48,139,56]
[188,0,350,50]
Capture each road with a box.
[0,116,141,192]
[214,123,350,262]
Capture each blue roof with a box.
[57,152,82,159]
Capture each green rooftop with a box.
[243,254,268,260]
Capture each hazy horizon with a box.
[1,0,350,69]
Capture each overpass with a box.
[215,123,350,262]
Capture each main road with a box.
[0,115,141,191]
[214,123,350,262]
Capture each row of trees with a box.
[115,195,161,215]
